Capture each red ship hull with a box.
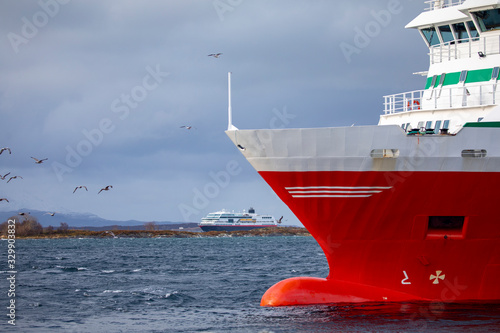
[258,170,500,306]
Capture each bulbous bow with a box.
[261,277,428,307]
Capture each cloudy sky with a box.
[0,0,429,226]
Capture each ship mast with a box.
[227,72,238,131]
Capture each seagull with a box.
[103,230,117,238]
[98,185,113,194]
[278,216,283,224]
[7,176,23,183]
[208,53,222,58]
[0,172,11,180]
[0,147,11,155]
[180,125,195,130]
[44,212,56,216]
[31,157,48,164]
[18,212,29,216]
[73,185,88,193]
[0,198,9,203]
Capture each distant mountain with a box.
[0,209,195,228]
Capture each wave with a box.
[101,270,115,274]
[55,265,88,272]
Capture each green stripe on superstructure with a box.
[425,68,494,89]
[465,68,493,84]
[425,76,433,89]
[443,72,460,86]
[463,122,500,127]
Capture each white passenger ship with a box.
[199,207,280,232]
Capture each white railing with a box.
[424,0,465,11]
[383,82,498,114]
[384,90,424,114]
[430,36,500,64]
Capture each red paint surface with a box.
[259,170,500,306]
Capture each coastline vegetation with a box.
[0,215,310,239]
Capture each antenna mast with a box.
[227,72,238,130]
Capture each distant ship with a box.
[199,208,280,232]
[226,0,500,306]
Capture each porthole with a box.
[370,149,400,158]
[462,149,487,158]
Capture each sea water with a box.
[1,236,499,332]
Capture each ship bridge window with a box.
[438,25,454,43]
[467,21,480,39]
[434,120,442,134]
[473,9,500,32]
[443,119,450,130]
[452,22,469,42]
[421,27,441,46]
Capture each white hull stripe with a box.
[285,186,392,198]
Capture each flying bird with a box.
[278,216,283,224]
[73,185,88,193]
[180,126,195,130]
[98,185,113,194]
[18,212,29,216]
[208,53,222,58]
[0,198,9,203]
[0,147,11,155]
[0,172,11,180]
[31,157,48,164]
[7,176,23,183]
[44,212,57,216]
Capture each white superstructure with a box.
[380,0,500,133]
[199,207,279,231]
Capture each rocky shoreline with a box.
[2,227,311,239]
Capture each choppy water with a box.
[1,236,500,332]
